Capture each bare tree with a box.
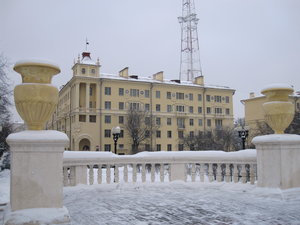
[125,107,158,154]
[0,54,13,167]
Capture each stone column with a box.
[86,82,90,111]
[252,134,300,189]
[75,82,80,110]
[5,130,70,224]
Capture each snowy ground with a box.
[1,170,300,225]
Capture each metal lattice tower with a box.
[178,0,202,81]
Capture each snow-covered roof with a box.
[81,56,96,65]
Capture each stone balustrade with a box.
[63,150,257,186]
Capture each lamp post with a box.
[237,126,249,149]
[112,126,121,155]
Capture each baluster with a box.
[250,164,255,185]
[106,164,111,184]
[168,164,171,182]
[97,164,102,184]
[233,164,239,183]
[89,165,94,185]
[141,164,146,182]
[216,164,222,182]
[160,164,164,182]
[151,164,155,182]
[241,164,247,183]
[124,164,128,183]
[132,164,137,183]
[225,164,231,183]
[191,163,196,182]
[199,164,204,182]
[63,167,69,186]
[115,164,119,183]
[70,167,76,186]
[208,163,214,182]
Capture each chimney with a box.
[194,76,204,85]
[249,92,255,98]
[153,71,164,82]
[119,67,129,78]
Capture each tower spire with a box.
[178,0,202,81]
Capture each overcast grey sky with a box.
[1,0,300,121]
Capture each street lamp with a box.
[112,126,121,155]
[237,126,249,150]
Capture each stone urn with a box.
[261,84,294,134]
[13,61,60,130]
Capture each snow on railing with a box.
[63,150,257,186]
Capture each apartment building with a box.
[46,51,235,154]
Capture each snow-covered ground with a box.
[1,170,300,225]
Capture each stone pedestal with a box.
[4,130,70,225]
[170,164,186,182]
[252,134,300,189]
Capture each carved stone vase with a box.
[261,84,294,134]
[13,61,60,130]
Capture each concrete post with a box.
[252,134,300,189]
[4,130,70,224]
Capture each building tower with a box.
[178,0,202,81]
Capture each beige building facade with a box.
[46,51,235,154]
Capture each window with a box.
[297,102,300,109]
[119,144,124,149]
[145,117,150,125]
[156,117,161,125]
[226,108,230,115]
[91,69,95,74]
[225,96,230,103]
[89,115,96,123]
[198,107,202,114]
[156,104,161,112]
[178,131,184,138]
[190,131,194,137]
[167,92,171,99]
[215,119,223,128]
[177,118,185,128]
[81,68,86,74]
[119,102,124,110]
[156,130,161,138]
[189,93,193,101]
[105,87,111,95]
[176,92,184,100]
[207,107,211,114]
[79,115,86,122]
[156,91,160,98]
[207,119,211,127]
[189,106,194,113]
[198,94,202,101]
[215,96,222,103]
[167,118,172,125]
[89,101,93,108]
[119,88,124,96]
[120,130,124,138]
[105,101,111,110]
[178,144,184,151]
[198,119,203,126]
[145,104,150,111]
[167,131,172,138]
[104,129,111,138]
[104,144,111,152]
[156,144,161,151]
[145,90,150,98]
[189,119,194,126]
[119,116,124,124]
[167,144,172,151]
[206,95,211,102]
[89,87,93,96]
[130,102,140,110]
[215,107,222,114]
[105,115,111,123]
[167,105,172,112]
[130,89,139,97]
[145,144,150,151]
[145,130,150,138]
[176,105,185,112]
